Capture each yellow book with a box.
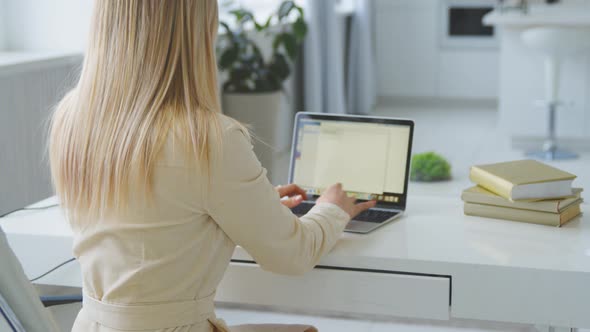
[464,202,582,227]
[461,186,583,213]
[469,160,576,201]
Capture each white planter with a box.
[222,91,291,183]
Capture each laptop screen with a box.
[289,113,413,208]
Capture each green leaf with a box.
[230,9,255,25]
[219,21,235,39]
[278,1,296,20]
[296,6,304,19]
[272,34,283,51]
[255,68,282,92]
[293,17,307,42]
[248,43,265,67]
[269,53,290,81]
[281,33,298,60]
[272,33,297,60]
[254,77,275,92]
[219,47,239,69]
[255,16,273,32]
[229,67,251,81]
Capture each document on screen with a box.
[313,123,389,194]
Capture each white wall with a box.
[3,0,93,52]
[0,0,6,50]
[374,0,499,101]
[1,0,298,52]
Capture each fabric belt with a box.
[82,292,229,331]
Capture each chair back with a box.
[0,227,61,332]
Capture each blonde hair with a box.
[49,0,221,224]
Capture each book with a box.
[469,160,576,201]
[464,201,582,227]
[461,186,583,213]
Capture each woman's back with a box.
[69,113,351,332]
[72,116,234,305]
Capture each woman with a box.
[48,1,375,331]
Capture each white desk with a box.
[1,186,589,330]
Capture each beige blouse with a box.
[70,114,351,332]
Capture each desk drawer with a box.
[216,262,450,320]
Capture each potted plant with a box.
[217,1,307,182]
[410,152,452,182]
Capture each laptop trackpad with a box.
[345,220,379,233]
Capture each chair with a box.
[520,26,590,160]
[0,227,79,332]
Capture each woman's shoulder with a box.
[213,113,253,151]
[158,112,250,168]
[216,113,249,138]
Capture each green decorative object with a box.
[410,152,452,182]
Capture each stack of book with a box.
[462,160,583,227]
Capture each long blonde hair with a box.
[49,0,221,224]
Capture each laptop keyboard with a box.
[290,202,315,215]
[353,209,399,223]
[291,202,399,224]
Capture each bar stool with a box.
[520,26,590,160]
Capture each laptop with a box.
[288,112,414,234]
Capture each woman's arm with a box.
[206,125,353,275]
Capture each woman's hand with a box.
[276,184,308,208]
[316,183,376,218]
